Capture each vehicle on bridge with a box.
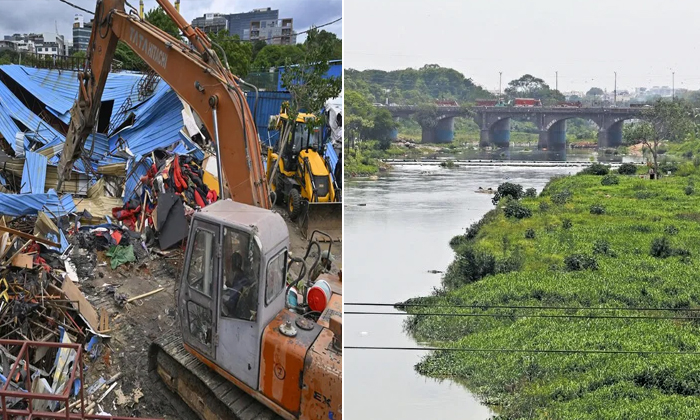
[555,101,583,108]
[630,103,651,108]
[476,99,498,106]
[514,98,542,107]
[476,99,509,107]
[436,99,459,106]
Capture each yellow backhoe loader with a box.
[267,111,341,241]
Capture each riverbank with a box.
[404,166,700,418]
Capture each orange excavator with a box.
[56,1,342,419]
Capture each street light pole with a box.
[672,71,675,100]
[555,71,558,92]
[614,71,617,106]
[499,71,502,98]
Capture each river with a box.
[344,160,596,419]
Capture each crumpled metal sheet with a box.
[20,151,47,194]
[0,189,76,217]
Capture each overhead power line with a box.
[57,0,94,15]
[345,311,700,321]
[345,302,700,312]
[345,346,700,356]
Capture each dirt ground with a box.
[77,205,342,419]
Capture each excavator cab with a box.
[164,200,342,419]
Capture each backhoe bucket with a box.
[299,202,342,242]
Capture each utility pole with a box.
[672,71,675,100]
[555,71,558,92]
[614,71,617,106]
[499,71,502,99]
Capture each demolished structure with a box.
[0,64,222,417]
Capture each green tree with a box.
[586,87,604,96]
[208,30,252,77]
[625,99,697,176]
[114,41,145,70]
[345,90,375,146]
[71,51,86,59]
[251,40,268,62]
[505,74,564,105]
[252,44,304,71]
[144,7,180,38]
[271,28,341,181]
[372,108,398,150]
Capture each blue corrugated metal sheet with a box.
[123,156,152,204]
[110,88,185,158]
[0,189,75,217]
[246,91,290,147]
[0,65,168,125]
[21,151,47,194]
[0,78,63,146]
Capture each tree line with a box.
[0,7,341,79]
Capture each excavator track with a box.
[149,331,282,420]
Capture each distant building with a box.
[2,32,65,55]
[191,13,228,34]
[191,8,298,43]
[0,40,16,52]
[226,8,279,40]
[72,14,92,53]
[35,33,66,56]
[249,18,295,44]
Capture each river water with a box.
[344,159,591,419]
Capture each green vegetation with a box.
[404,170,700,418]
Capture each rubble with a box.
[0,65,217,417]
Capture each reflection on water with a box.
[345,162,582,420]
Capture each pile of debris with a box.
[0,65,222,417]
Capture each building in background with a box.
[35,33,66,56]
[249,18,295,45]
[2,33,65,55]
[226,8,279,40]
[72,14,92,53]
[191,8,297,44]
[191,13,228,34]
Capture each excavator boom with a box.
[57,0,271,209]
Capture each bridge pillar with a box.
[490,118,510,148]
[479,130,490,147]
[421,126,435,143]
[433,117,455,143]
[607,121,623,148]
[390,116,400,141]
[538,131,549,149]
[548,119,567,151]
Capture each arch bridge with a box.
[383,105,644,149]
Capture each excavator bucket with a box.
[299,201,342,242]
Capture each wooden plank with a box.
[0,225,59,248]
[11,253,33,268]
[61,278,99,332]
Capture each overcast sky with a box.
[0,0,340,44]
[346,0,700,93]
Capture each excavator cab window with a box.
[265,250,287,305]
[187,229,215,297]
[221,227,261,322]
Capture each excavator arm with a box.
[57,0,271,209]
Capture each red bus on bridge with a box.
[514,98,542,107]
